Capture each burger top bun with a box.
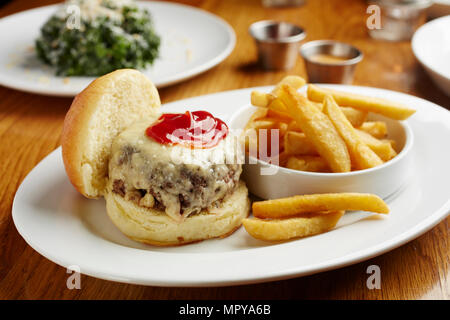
[61,69,161,198]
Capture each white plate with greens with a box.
[12,85,450,286]
[0,1,235,96]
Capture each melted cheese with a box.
[109,120,243,222]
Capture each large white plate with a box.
[0,1,235,96]
[412,15,450,96]
[12,85,450,287]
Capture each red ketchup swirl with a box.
[145,110,228,149]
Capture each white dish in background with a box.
[0,1,235,96]
[412,15,450,97]
[13,85,450,287]
[230,102,414,200]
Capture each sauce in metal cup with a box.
[300,40,363,84]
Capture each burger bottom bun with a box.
[105,182,250,246]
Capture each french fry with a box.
[308,84,416,120]
[267,108,293,122]
[310,100,324,111]
[251,75,306,108]
[251,91,275,108]
[306,101,367,128]
[247,119,278,130]
[278,122,289,137]
[341,107,368,127]
[323,95,383,170]
[286,155,330,172]
[248,118,288,136]
[358,121,388,139]
[268,98,290,114]
[278,85,351,173]
[384,139,396,151]
[283,107,365,131]
[272,75,306,96]
[356,129,397,161]
[245,107,268,128]
[287,120,303,132]
[242,211,344,241]
[284,131,318,156]
[251,92,289,115]
[252,193,389,219]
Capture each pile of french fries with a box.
[241,76,415,242]
[245,76,416,172]
[243,193,389,241]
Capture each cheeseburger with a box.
[61,69,249,246]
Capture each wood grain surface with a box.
[0,0,448,300]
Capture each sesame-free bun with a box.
[105,181,250,246]
[61,69,250,246]
[61,69,161,198]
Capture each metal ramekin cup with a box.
[300,40,363,84]
[249,20,306,70]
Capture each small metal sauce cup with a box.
[300,40,363,84]
[249,20,306,70]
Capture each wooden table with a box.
[0,0,448,300]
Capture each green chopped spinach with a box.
[35,2,160,76]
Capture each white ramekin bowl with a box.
[229,104,414,200]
